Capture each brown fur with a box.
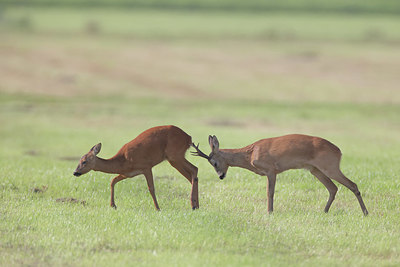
[74,125,199,210]
[201,134,368,215]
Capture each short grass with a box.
[1,7,400,267]
[1,94,400,266]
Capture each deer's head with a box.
[73,143,101,177]
[192,136,229,180]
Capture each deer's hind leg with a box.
[310,167,338,213]
[316,162,368,216]
[168,158,199,210]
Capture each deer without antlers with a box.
[192,134,368,216]
[73,125,199,210]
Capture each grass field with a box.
[1,5,400,267]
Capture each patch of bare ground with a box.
[56,197,87,206]
[26,150,40,157]
[155,175,176,180]
[31,185,48,193]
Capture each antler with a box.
[191,143,210,160]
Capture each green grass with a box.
[1,94,400,266]
[1,6,400,267]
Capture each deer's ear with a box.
[208,135,219,152]
[208,135,213,149]
[90,143,102,155]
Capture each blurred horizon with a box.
[1,0,400,104]
[2,0,400,14]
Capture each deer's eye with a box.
[82,161,87,165]
[213,162,217,168]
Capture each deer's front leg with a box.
[251,158,277,213]
[110,174,126,209]
[266,174,277,213]
[143,169,160,211]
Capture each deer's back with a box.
[253,134,341,171]
[116,125,191,166]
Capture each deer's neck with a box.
[94,156,126,174]
[220,147,256,172]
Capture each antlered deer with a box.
[73,125,199,210]
[192,134,368,215]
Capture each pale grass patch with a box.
[1,33,400,104]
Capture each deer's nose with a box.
[219,173,225,180]
[73,172,82,177]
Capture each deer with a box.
[73,125,199,210]
[192,134,368,216]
